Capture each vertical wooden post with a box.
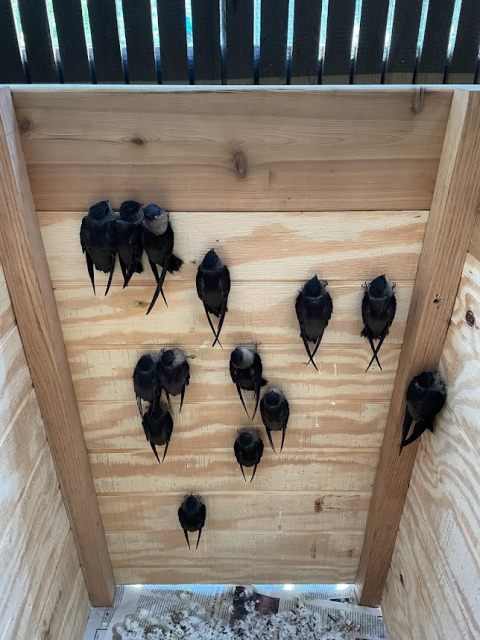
[0,87,115,606]
[356,89,480,607]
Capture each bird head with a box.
[368,274,394,298]
[264,388,282,407]
[239,429,255,448]
[119,200,144,223]
[161,348,185,368]
[136,353,156,373]
[184,494,200,513]
[201,248,222,270]
[303,275,325,298]
[88,200,113,219]
[231,346,254,369]
[143,204,169,234]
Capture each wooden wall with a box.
[0,265,89,638]
[382,220,480,638]
[13,87,453,585]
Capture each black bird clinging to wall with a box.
[196,249,231,348]
[234,428,264,482]
[399,370,446,455]
[80,200,118,295]
[178,494,206,549]
[157,348,190,413]
[295,275,333,371]
[133,353,160,416]
[229,346,267,420]
[142,394,174,463]
[361,275,397,372]
[114,200,144,288]
[141,205,183,314]
[260,387,290,453]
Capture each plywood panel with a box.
[0,327,33,439]
[69,345,400,403]
[12,88,452,211]
[39,210,427,286]
[81,400,387,451]
[57,570,90,640]
[54,282,414,348]
[0,449,70,640]
[35,531,85,640]
[382,250,480,638]
[114,563,356,585]
[107,530,363,567]
[98,492,371,533]
[0,389,47,537]
[0,266,15,338]
[91,450,378,494]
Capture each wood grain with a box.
[53,282,414,348]
[68,345,401,404]
[81,400,388,451]
[468,212,480,262]
[40,210,427,285]
[106,530,364,567]
[114,563,356,585]
[0,87,114,606]
[0,266,16,338]
[356,89,480,607]
[98,492,371,533]
[0,389,47,536]
[35,531,86,640]
[383,249,480,639]
[12,88,452,211]
[0,327,32,440]
[0,447,70,640]
[90,450,378,494]
[56,569,90,640]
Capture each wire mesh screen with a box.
[0,0,479,84]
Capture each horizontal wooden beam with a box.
[0,87,115,606]
[355,89,480,607]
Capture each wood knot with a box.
[314,497,324,513]
[466,310,475,327]
[232,150,247,179]
[131,136,145,145]
[412,87,426,114]
[310,541,317,559]
[18,118,31,133]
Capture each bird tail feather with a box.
[167,254,183,273]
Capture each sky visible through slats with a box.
[7,0,480,83]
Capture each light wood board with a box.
[356,89,480,607]
[90,449,378,494]
[0,87,114,605]
[98,491,371,533]
[13,88,452,211]
[382,251,480,639]
[81,400,388,451]
[39,210,427,285]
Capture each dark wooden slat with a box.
[385,0,423,84]
[157,0,189,83]
[416,0,455,84]
[322,0,356,84]
[122,0,157,83]
[52,0,91,83]
[226,0,254,84]
[354,0,389,84]
[0,0,26,83]
[448,0,480,84]
[87,0,124,83]
[18,0,58,83]
[290,0,321,85]
[356,89,480,607]
[259,0,289,84]
[191,0,221,84]
[0,87,115,606]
